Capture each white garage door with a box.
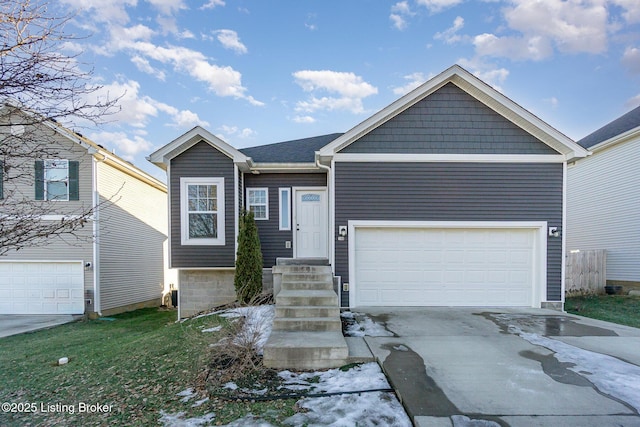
[353,226,538,307]
[0,261,84,314]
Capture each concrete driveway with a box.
[0,315,78,338]
[358,307,640,427]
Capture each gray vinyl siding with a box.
[97,162,167,311]
[340,83,558,155]
[334,162,564,305]
[1,128,95,297]
[170,141,235,268]
[244,173,327,267]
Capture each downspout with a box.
[91,155,101,316]
[561,161,567,310]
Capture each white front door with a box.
[294,188,328,258]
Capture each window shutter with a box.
[35,160,44,200]
[68,161,79,201]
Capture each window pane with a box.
[188,185,197,199]
[189,213,217,238]
[280,189,290,230]
[45,160,68,181]
[46,182,67,200]
[251,205,266,219]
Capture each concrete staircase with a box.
[263,259,349,370]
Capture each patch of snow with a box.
[342,312,394,337]
[452,415,501,426]
[223,382,238,391]
[517,330,640,412]
[191,397,209,408]
[218,414,273,426]
[201,325,222,333]
[176,388,196,403]
[279,363,411,427]
[158,411,216,426]
[220,305,275,354]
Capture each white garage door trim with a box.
[348,221,547,309]
[0,260,85,314]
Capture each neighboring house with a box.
[0,107,169,316]
[148,65,588,317]
[567,105,640,288]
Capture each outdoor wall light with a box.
[548,227,560,238]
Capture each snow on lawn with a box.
[341,311,394,337]
[279,362,412,427]
[162,305,411,427]
[219,305,275,354]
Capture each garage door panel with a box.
[354,227,536,307]
[0,261,84,314]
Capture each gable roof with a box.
[147,126,250,171]
[0,104,166,192]
[578,105,640,150]
[317,64,589,163]
[240,133,342,163]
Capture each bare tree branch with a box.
[0,0,121,255]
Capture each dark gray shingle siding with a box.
[170,141,236,268]
[340,83,558,155]
[244,172,327,267]
[334,162,564,305]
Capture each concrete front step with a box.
[273,316,342,332]
[276,289,338,307]
[276,257,330,266]
[282,272,333,282]
[280,279,334,291]
[263,331,349,370]
[275,305,340,318]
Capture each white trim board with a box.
[333,154,567,163]
[347,220,548,309]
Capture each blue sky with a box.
[54,0,640,180]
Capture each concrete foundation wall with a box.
[178,269,236,318]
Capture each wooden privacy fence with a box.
[565,249,607,296]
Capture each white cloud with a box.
[293,70,378,114]
[89,80,209,130]
[293,70,378,99]
[61,0,136,25]
[217,125,257,141]
[392,72,428,95]
[626,94,640,109]
[473,33,553,61]
[147,0,187,16]
[120,41,263,105]
[293,115,316,123]
[131,56,167,80]
[457,57,509,91]
[215,29,248,54]
[390,1,414,30]
[545,96,559,108]
[434,16,465,44]
[416,0,464,13]
[90,130,154,161]
[200,0,225,10]
[612,0,640,23]
[622,46,640,74]
[390,14,408,31]
[469,0,609,62]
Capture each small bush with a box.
[234,210,263,303]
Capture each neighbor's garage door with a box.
[0,261,84,314]
[353,227,536,307]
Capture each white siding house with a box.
[0,108,169,315]
[567,106,640,287]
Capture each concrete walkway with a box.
[0,315,78,338]
[357,307,640,427]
